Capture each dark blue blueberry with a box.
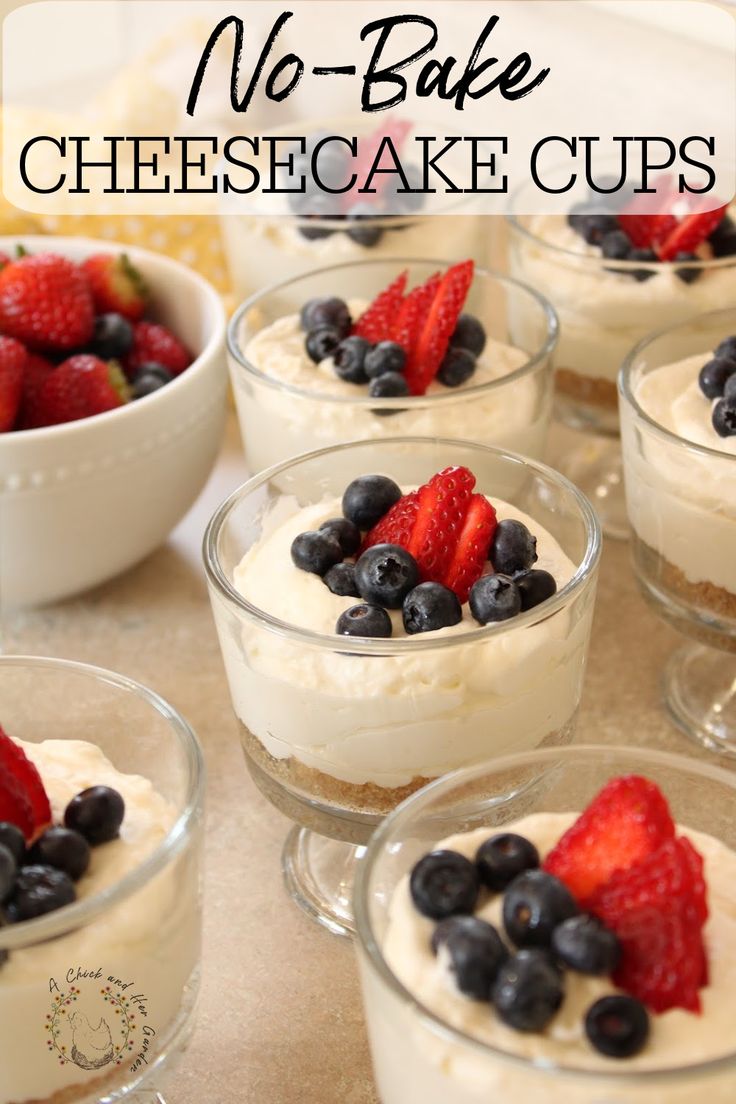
[27,827,91,882]
[585,995,649,1058]
[432,915,508,1000]
[335,603,392,638]
[368,372,410,405]
[552,914,621,975]
[698,357,736,399]
[712,397,736,437]
[132,371,168,399]
[503,869,578,948]
[290,530,343,576]
[600,229,631,261]
[449,314,486,357]
[437,348,477,388]
[64,786,125,845]
[355,544,420,608]
[300,297,352,337]
[492,949,564,1032]
[91,312,134,359]
[0,823,25,866]
[476,833,539,891]
[345,203,384,247]
[333,336,372,384]
[5,865,76,922]
[491,519,538,575]
[409,850,480,920]
[715,335,736,362]
[296,193,339,239]
[305,326,341,364]
[0,843,16,903]
[674,252,701,284]
[567,209,618,244]
[132,361,173,385]
[312,143,350,190]
[468,574,522,624]
[342,474,402,530]
[710,214,736,258]
[724,373,736,402]
[402,582,462,635]
[628,248,658,282]
[515,569,557,612]
[323,561,361,598]
[364,341,406,379]
[319,517,361,556]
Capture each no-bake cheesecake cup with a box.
[354,745,736,1104]
[620,307,736,755]
[227,259,558,475]
[0,656,204,1104]
[204,437,600,935]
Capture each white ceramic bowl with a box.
[0,236,227,607]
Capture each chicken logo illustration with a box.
[45,977,150,1071]
[69,1011,114,1070]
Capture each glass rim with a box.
[226,258,559,408]
[0,655,205,950]
[353,743,736,1083]
[618,305,736,463]
[202,435,601,656]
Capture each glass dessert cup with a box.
[203,437,600,937]
[620,307,736,755]
[507,214,736,540]
[354,744,736,1104]
[228,259,558,475]
[0,656,205,1104]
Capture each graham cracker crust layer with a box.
[556,368,618,410]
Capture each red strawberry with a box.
[81,252,149,321]
[404,261,474,396]
[362,489,420,551]
[442,495,498,604]
[352,270,408,343]
[17,353,54,429]
[391,273,441,353]
[586,836,708,1013]
[543,775,675,901]
[125,321,192,377]
[0,253,94,352]
[34,355,130,427]
[0,725,52,841]
[0,251,11,270]
[0,336,28,431]
[351,118,412,196]
[618,211,678,249]
[657,205,729,261]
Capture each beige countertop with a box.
[4,416,701,1104]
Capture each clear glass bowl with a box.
[227,259,558,474]
[619,306,736,754]
[0,656,205,1104]
[204,437,600,935]
[354,744,736,1104]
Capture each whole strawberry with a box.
[17,353,55,429]
[0,335,28,431]
[34,355,130,427]
[0,253,94,352]
[81,252,148,322]
[125,320,192,377]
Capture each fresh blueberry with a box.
[437,348,477,388]
[449,314,486,357]
[468,574,522,624]
[698,357,736,399]
[432,915,508,1001]
[0,823,25,866]
[368,372,410,406]
[364,341,406,378]
[306,326,341,364]
[724,373,736,402]
[132,361,173,385]
[503,869,578,948]
[355,544,420,608]
[409,850,480,920]
[311,143,350,190]
[515,569,557,612]
[342,474,402,529]
[300,297,352,337]
[585,995,649,1058]
[64,786,125,845]
[552,914,621,975]
[710,215,736,258]
[323,561,361,597]
[0,843,16,903]
[27,827,91,882]
[319,517,361,556]
[91,312,134,359]
[628,248,658,281]
[674,252,701,284]
[600,229,631,261]
[345,203,384,247]
[712,397,736,437]
[716,335,736,361]
[132,372,168,399]
[5,865,76,922]
[290,530,343,576]
[491,519,538,575]
[335,603,392,638]
[476,833,539,891]
[402,582,462,635]
[567,210,618,244]
[492,949,564,1032]
[296,193,339,239]
[333,336,372,384]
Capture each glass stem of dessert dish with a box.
[354,745,736,1104]
[507,178,736,541]
[620,307,736,755]
[204,437,600,938]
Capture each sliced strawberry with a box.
[361,489,420,551]
[352,270,408,343]
[404,261,474,396]
[0,725,52,841]
[543,775,675,901]
[618,211,677,249]
[391,273,441,352]
[657,204,729,261]
[442,495,497,604]
[351,118,412,196]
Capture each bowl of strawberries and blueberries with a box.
[0,246,193,433]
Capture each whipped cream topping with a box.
[635,353,736,456]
